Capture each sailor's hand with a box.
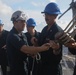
[49,40,60,50]
[41,43,50,50]
[49,40,61,55]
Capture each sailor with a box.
[0,20,9,75]
[6,10,50,75]
[32,2,63,75]
[25,18,40,75]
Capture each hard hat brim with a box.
[41,11,61,15]
[27,24,36,27]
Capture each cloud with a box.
[31,2,38,6]
[25,10,45,22]
[0,1,13,15]
[0,0,13,31]
[1,0,25,4]
[49,0,56,2]
[31,1,46,7]
[10,0,24,2]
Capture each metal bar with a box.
[64,15,76,32]
[66,20,76,33]
[70,29,76,38]
[58,7,71,19]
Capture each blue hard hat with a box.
[41,2,61,15]
[26,18,36,27]
[0,20,4,25]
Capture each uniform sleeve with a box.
[68,48,76,55]
[53,44,62,64]
[9,34,26,50]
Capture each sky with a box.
[0,0,75,32]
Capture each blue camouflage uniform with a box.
[25,30,40,75]
[0,30,9,75]
[6,27,28,75]
[36,22,63,75]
